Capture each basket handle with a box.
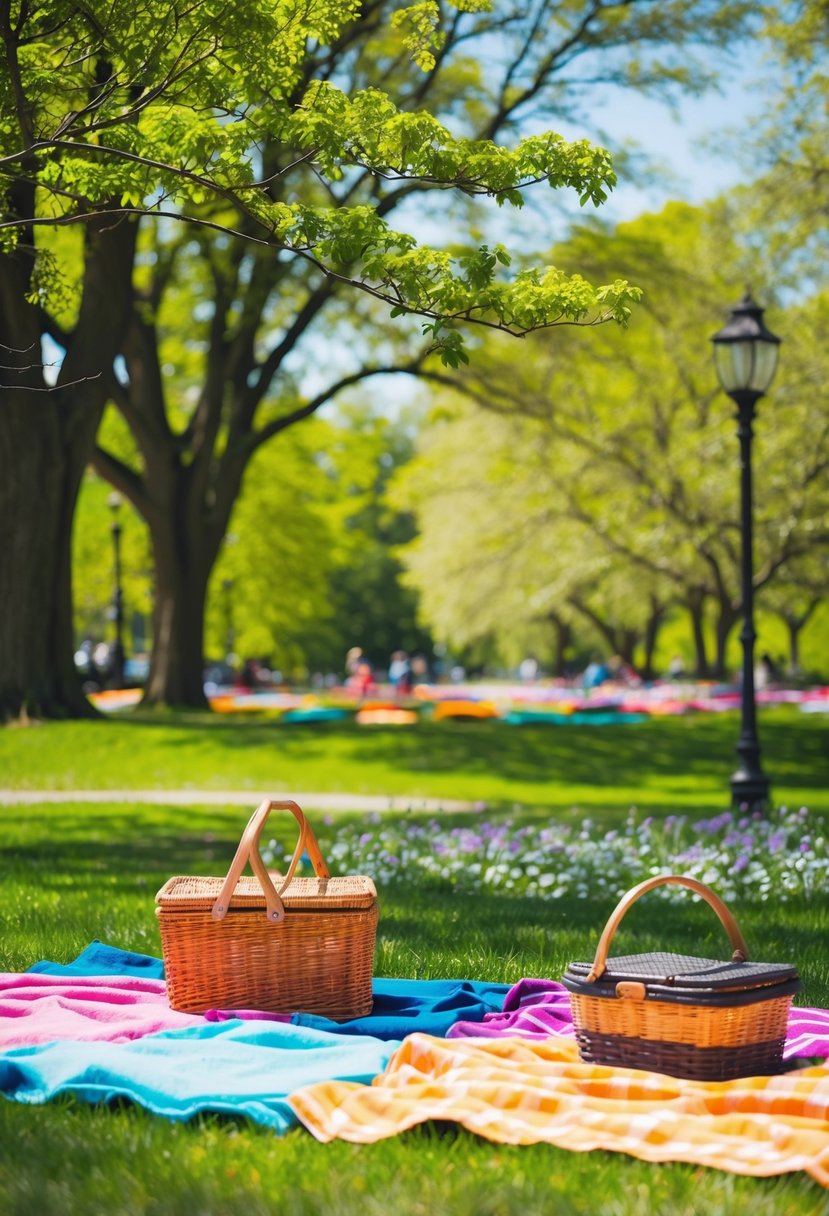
[211,799,331,925]
[584,874,749,983]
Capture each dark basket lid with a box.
[564,951,799,993]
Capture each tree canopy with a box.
[393,200,829,678]
[0,0,763,717]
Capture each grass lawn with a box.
[1,708,827,1213]
[0,705,827,817]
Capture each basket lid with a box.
[156,873,376,912]
[563,950,799,993]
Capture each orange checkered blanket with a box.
[290,1034,829,1187]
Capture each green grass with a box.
[1,711,828,1213]
[0,705,827,817]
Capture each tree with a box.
[735,0,829,282]
[396,201,829,678]
[202,406,433,679]
[1,0,756,717]
[390,395,673,675]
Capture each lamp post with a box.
[711,291,781,812]
[108,492,126,689]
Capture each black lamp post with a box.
[711,291,781,812]
[108,492,126,689]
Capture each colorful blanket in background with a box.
[290,1033,829,1188]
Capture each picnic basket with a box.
[156,799,378,1019]
[561,874,800,1080]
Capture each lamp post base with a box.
[730,769,771,813]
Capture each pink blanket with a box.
[3,972,827,1064]
[0,973,202,1046]
[447,979,829,1061]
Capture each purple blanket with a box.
[446,978,829,1061]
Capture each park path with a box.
[0,789,478,813]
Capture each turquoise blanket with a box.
[0,1019,394,1132]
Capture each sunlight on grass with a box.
[0,708,826,816]
[1,711,828,1214]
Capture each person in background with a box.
[388,650,412,696]
[352,656,376,698]
[519,656,538,682]
[345,646,364,680]
[346,647,376,697]
[755,652,779,691]
[667,654,686,681]
[583,656,608,690]
[410,654,430,685]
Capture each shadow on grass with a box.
[4,802,825,999]
[115,710,829,793]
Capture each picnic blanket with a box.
[21,944,829,1058]
[0,1019,395,1132]
[5,941,829,1186]
[0,972,202,1047]
[27,943,510,1041]
[290,1032,829,1187]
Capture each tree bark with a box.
[0,208,138,720]
[144,527,214,707]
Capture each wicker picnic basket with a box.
[155,799,378,1019]
[561,874,800,1081]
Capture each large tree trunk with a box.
[145,538,213,707]
[0,205,138,721]
[778,601,819,676]
[0,390,92,719]
[140,471,233,708]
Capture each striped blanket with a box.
[290,1032,829,1187]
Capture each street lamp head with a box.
[107,490,122,516]
[711,291,781,396]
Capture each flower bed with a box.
[265,805,827,904]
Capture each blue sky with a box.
[357,47,776,413]
[559,73,767,225]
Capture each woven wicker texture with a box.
[157,874,376,911]
[573,1030,789,1081]
[562,874,800,1080]
[568,990,792,1047]
[156,799,378,1019]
